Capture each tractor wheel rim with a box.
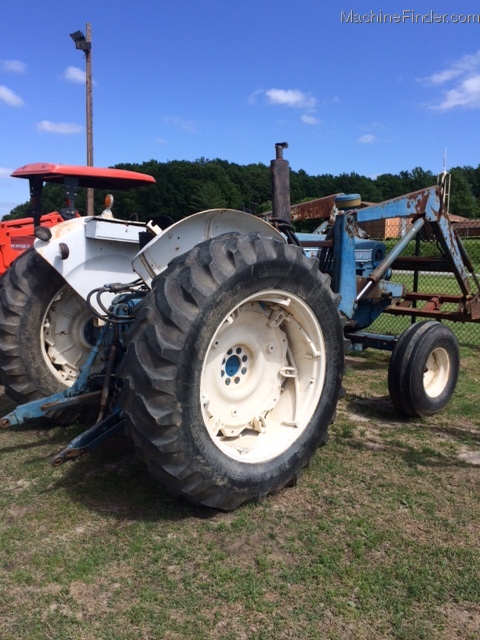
[423,347,450,398]
[42,285,98,385]
[200,290,326,463]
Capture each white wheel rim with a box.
[423,347,450,398]
[200,290,326,463]
[41,285,98,385]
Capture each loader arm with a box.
[330,178,479,323]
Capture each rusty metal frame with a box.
[317,180,480,325]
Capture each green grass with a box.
[1,348,479,640]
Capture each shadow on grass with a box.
[340,393,480,469]
[346,391,480,437]
[42,429,224,523]
[0,421,88,457]
[345,393,400,421]
[345,353,391,372]
[343,437,459,469]
[1,414,220,522]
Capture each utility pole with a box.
[70,23,94,215]
[85,23,93,216]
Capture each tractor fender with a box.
[33,215,146,307]
[132,208,284,287]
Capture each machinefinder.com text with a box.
[340,9,480,24]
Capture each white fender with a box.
[132,209,284,287]
[34,216,146,309]
[33,210,284,309]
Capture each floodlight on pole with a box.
[70,24,94,215]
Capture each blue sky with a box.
[1,0,480,217]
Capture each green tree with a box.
[4,159,480,223]
[449,169,480,218]
[190,181,228,211]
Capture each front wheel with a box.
[388,321,460,417]
[120,233,345,510]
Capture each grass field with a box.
[1,346,479,640]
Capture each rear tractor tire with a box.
[0,249,98,419]
[120,232,345,510]
[388,320,459,418]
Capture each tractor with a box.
[0,145,478,510]
[0,162,155,401]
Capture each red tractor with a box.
[0,162,155,274]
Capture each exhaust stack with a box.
[271,142,290,222]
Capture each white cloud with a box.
[301,114,320,125]
[162,115,196,133]
[252,88,320,125]
[422,51,480,85]
[427,67,463,86]
[357,134,377,144]
[0,167,13,178]
[431,75,480,110]
[421,51,480,110]
[155,137,167,144]
[37,120,83,134]
[64,66,86,84]
[1,60,27,73]
[0,85,24,107]
[265,88,317,109]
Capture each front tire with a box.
[120,233,344,510]
[388,320,459,417]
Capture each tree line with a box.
[6,157,480,222]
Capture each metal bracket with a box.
[51,406,125,466]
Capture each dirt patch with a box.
[437,603,480,639]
